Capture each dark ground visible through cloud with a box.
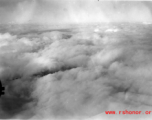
[0,23,152,120]
[0,0,152,120]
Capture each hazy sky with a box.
[0,0,152,24]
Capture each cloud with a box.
[31,0,152,24]
[14,0,37,24]
[0,0,152,24]
[1,1,152,120]
[1,23,152,119]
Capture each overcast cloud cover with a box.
[1,23,152,120]
[1,0,152,120]
[0,0,152,24]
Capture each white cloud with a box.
[0,0,152,24]
[1,23,152,119]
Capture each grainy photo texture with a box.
[0,0,152,120]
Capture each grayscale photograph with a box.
[0,0,152,120]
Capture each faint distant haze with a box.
[0,0,152,24]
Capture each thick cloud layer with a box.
[1,23,152,120]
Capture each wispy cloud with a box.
[0,0,152,24]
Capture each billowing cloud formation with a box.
[0,0,152,24]
[1,23,152,120]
